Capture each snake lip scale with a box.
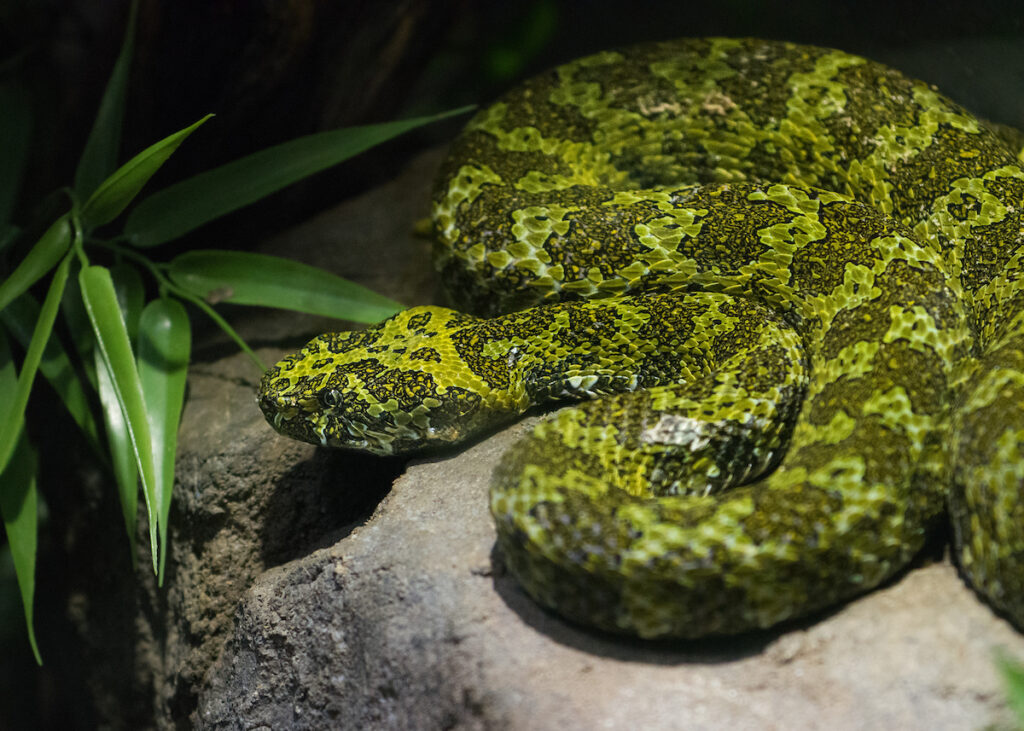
[259,37,1024,639]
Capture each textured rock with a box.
[136,150,441,727]
[195,411,1024,730]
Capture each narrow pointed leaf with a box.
[0,82,33,225]
[96,257,146,552]
[80,115,213,229]
[137,298,190,584]
[79,265,159,572]
[0,213,72,315]
[0,256,70,475]
[61,261,99,389]
[95,348,138,563]
[124,105,475,247]
[0,331,41,663]
[1,294,103,456]
[0,428,41,666]
[74,0,137,199]
[168,250,402,324]
[110,261,145,343]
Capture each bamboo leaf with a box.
[0,331,40,663]
[95,348,138,563]
[137,298,190,584]
[80,115,213,230]
[73,0,137,200]
[79,265,159,572]
[168,250,402,324]
[61,262,98,390]
[110,261,145,343]
[0,256,71,475]
[0,214,72,315]
[1,295,103,456]
[0,431,41,666]
[124,105,474,247]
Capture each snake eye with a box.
[317,388,344,409]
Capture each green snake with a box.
[258,38,1024,638]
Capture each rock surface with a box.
[193,411,1024,730]
[142,150,441,725]
[144,147,1024,729]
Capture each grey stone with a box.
[193,406,1024,729]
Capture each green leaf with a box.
[0,436,41,666]
[1,294,103,456]
[0,433,41,666]
[0,82,33,225]
[0,331,41,664]
[73,0,137,200]
[95,347,138,564]
[61,261,99,390]
[110,261,145,343]
[168,250,403,324]
[137,298,190,584]
[0,255,71,475]
[0,213,72,315]
[79,265,159,572]
[124,105,475,248]
[0,329,20,426]
[80,115,213,230]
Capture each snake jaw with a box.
[258,372,484,456]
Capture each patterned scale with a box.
[260,39,1024,638]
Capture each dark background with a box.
[5,0,1024,249]
[2,0,1023,727]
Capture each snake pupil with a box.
[317,388,343,409]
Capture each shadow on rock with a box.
[260,448,406,565]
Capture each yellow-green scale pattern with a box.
[259,38,1024,638]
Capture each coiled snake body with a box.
[259,38,1024,638]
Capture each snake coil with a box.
[260,39,1024,638]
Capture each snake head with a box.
[257,306,524,455]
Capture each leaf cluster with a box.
[0,1,470,663]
